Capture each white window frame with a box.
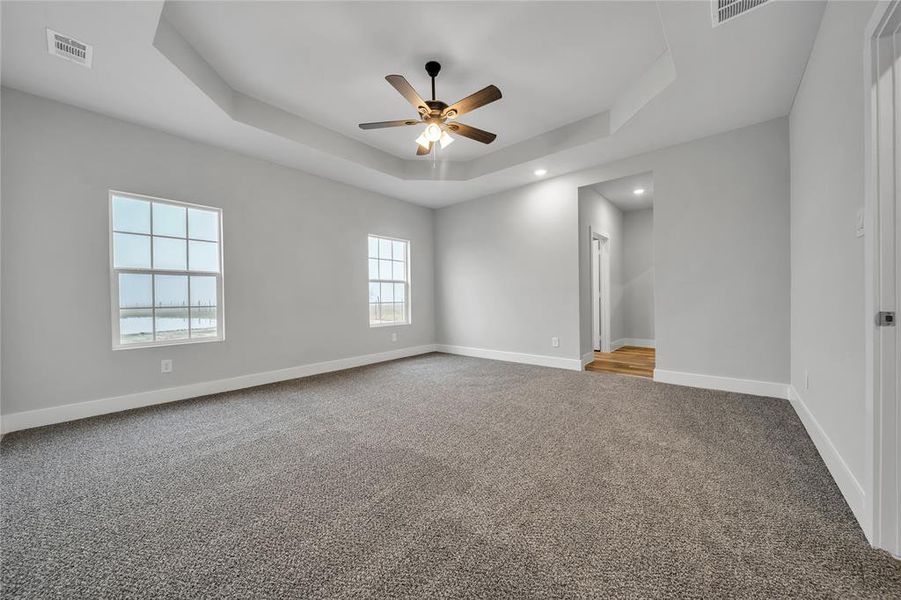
[109,190,225,350]
[368,234,411,328]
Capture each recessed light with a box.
[633,188,645,195]
[534,168,548,177]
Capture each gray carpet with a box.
[1,353,899,598]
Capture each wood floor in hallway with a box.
[586,346,655,378]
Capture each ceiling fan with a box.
[358,61,502,156]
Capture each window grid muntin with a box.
[116,270,219,341]
[368,234,410,327]
[110,191,223,349]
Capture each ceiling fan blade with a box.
[386,75,431,117]
[359,119,420,130]
[442,85,502,119]
[446,122,497,144]
[416,142,433,156]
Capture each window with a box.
[109,191,224,349]
[368,235,410,326]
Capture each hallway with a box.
[586,346,655,378]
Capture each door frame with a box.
[864,0,900,557]
[590,228,611,353]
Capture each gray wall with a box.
[578,187,625,350]
[622,208,654,343]
[2,91,792,417]
[0,88,435,415]
[438,118,789,384]
[789,0,874,489]
[434,177,582,360]
[645,119,789,382]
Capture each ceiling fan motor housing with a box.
[425,101,448,120]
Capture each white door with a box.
[590,235,611,352]
[881,24,901,558]
[870,6,901,556]
[592,239,601,351]
[890,25,901,560]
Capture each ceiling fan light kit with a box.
[358,60,502,157]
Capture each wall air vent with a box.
[46,29,93,68]
[712,0,770,26]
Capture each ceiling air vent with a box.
[46,28,93,68]
[712,0,769,26]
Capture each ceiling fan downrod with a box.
[425,61,441,101]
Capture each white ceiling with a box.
[591,172,654,212]
[163,1,667,161]
[0,1,827,207]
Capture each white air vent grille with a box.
[46,29,93,68]
[712,0,769,26]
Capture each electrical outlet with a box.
[804,370,809,391]
[551,336,559,348]
[161,359,173,374]
[391,332,398,342]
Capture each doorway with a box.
[586,225,656,379]
[580,173,656,378]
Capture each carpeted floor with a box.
[1,353,899,598]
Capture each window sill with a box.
[112,336,225,351]
[369,322,411,329]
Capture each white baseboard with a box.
[581,352,595,367]
[612,338,656,350]
[436,344,583,371]
[0,344,439,434]
[653,368,789,399]
[787,385,868,534]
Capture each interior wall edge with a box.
[786,0,877,542]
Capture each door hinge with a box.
[877,311,895,326]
